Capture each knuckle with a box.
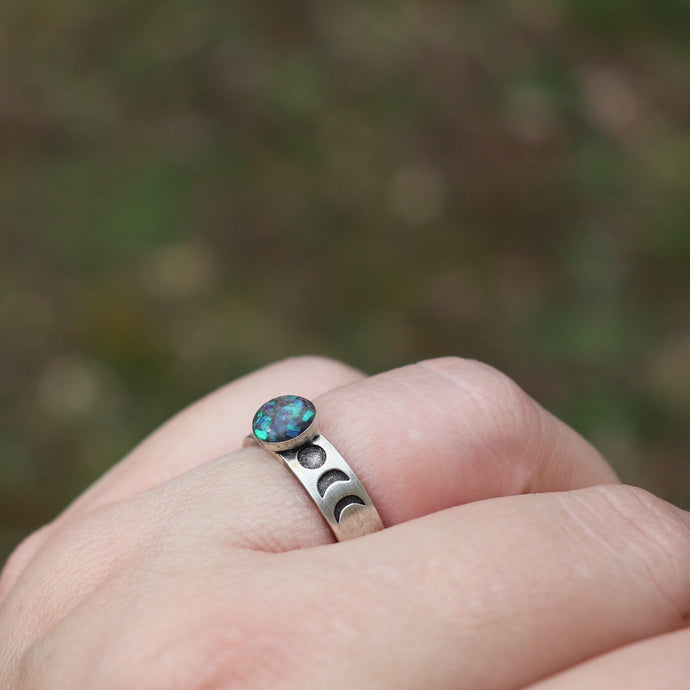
[597,485,690,551]
[419,356,540,433]
[586,485,690,619]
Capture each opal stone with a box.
[252,395,315,444]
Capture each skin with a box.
[0,356,688,689]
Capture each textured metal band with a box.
[246,433,384,541]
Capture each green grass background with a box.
[1,0,689,564]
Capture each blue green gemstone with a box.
[252,395,316,444]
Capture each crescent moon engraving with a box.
[334,495,366,523]
[317,469,350,497]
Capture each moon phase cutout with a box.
[317,469,349,497]
[297,444,327,469]
[334,495,366,523]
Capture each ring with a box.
[244,395,384,541]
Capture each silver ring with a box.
[244,395,384,541]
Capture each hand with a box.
[1,357,688,689]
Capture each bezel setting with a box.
[251,394,319,452]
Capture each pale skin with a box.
[1,356,689,689]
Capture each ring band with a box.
[245,395,384,541]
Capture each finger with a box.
[283,486,690,690]
[145,356,617,550]
[70,356,618,526]
[67,356,616,552]
[525,628,690,689]
[0,356,363,599]
[17,485,690,690]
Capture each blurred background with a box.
[1,0,689,564]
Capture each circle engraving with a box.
[298,444,327,469]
